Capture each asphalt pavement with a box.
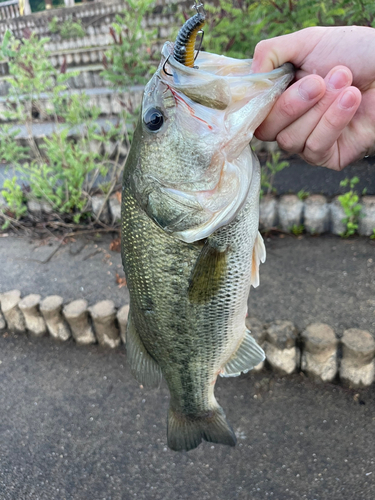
[1,332,374,500]
[1,234,375,499]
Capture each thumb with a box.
[251,29,319,73]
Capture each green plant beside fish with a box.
[121,4,294,451]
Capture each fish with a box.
[121,6,294,451]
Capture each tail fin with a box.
[167,406,237,451]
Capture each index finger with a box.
[255,75,326,142]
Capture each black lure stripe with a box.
[173,12,206,67]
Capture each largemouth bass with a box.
[121,13,293,451]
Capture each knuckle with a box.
[278,97,300,121]
[304,141,335,167]
[255,126,272,142]
[253,39,270,57]
[305,135,321,155]
[322,112,341,132]
[276,129,301,153]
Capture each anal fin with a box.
[126,313,162,388]
[220,330,265,378]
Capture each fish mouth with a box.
[139,45,294,243]
[159,41,294,112]
[156,42,294,153]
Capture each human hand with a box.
[252,26,375,170]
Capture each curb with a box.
[1,289,374,389]
[2,192,374,234]
[260,194,375,236]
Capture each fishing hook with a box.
[163,55,173,77]
[194,29,204,62]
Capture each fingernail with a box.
[328,69,350,90]
[298,78,322,101]
[339,90,357,110]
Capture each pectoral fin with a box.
[126,312,162,388]
[188,240,228,305]
[250,231,266,288]
[220,330,265,377]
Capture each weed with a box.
[1,177,27,228]
[297,189,310,201]
[370,229,375,240]
[338,176,362,237]
[290,224,304,236]
[101,0,158,90]
[0,31,115,222]
[0,0,155,228]
[49,16,86,39]
[260,151,289,197]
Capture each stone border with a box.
[2,192,374,235]
[260,194,375,236]
[0,289,374,389]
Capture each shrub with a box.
[203,0,375,58]
[0,31,125,226]
[102,0,158,90]
[49,16,86,39]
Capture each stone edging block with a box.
[304,195,329,235]
[330,196,347,236]
[117,304,129,344]
[19,294,47,337]
[0,289,26,332]
[1,289,375,389]
[63,299,96,345]
[340,328,375,388]
[301,323,338,382]
[246,316,266,372]
[359,196,375,236]
[263,320,298,375]
[40,295,71,341]
[259,195,278,230]
[278,195,304,232]
[88,300,120,348]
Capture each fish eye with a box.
[144,107,164,132]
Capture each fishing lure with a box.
[173,2,206,67]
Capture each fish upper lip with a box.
[160,41,294,82]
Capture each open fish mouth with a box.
[139,46,294,243]
[161,41,294,117]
